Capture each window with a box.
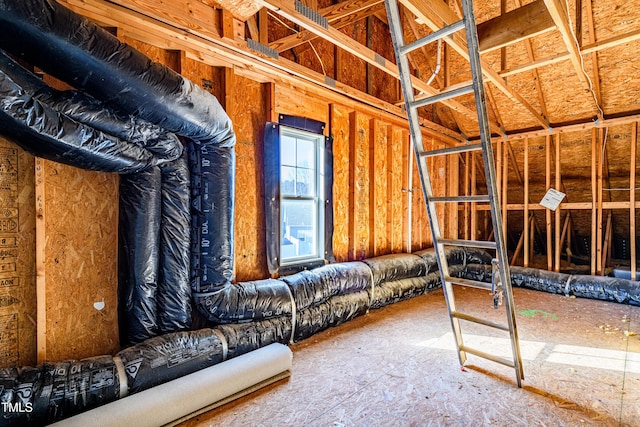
[264,116,333,275]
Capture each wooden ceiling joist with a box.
[398,0,550,129]
[543,0,603,120]
[60,0,466,144]
[499,28,640,78]
[477,0,555,54]
[269,0,385,53]
[257,0,501,130]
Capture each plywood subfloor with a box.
[180,287,640,426]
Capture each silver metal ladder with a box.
[384,0,524,387]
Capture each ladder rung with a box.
[446,276,492,291]
[430,195,490,203]
[439,239,496,249]
[451,311,509,331]
[459,345,516,368]
[399,19,465,55]
[420,143,482,158]
[411,84,474,109]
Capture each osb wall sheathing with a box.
[330,104,350,262]
[331,106,415,261]
[0,139,36,368]
[36,159,119,362]
[227,70,270,282]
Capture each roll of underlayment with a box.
[51,343,293,427]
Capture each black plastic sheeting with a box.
[0,63,170,173]
[0,356,120,426]
[414,247,493,274]
[217,318,292,360]
[118,167,162,345]
[193,279,293,324]
[294,291,371,342]
[157,155,192,333]
[119,155,192,345]
[0,51,182,163]
[117,329,225,394]
[0,250,498,425]
[363,253,428,285]
[281,261,372,311]
[188,143,236,295]
[461,264,640,306]
[0,0,237,325]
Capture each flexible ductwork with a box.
[0,0,236,331]
[459,264,640,306]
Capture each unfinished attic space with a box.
[0,0,640,424]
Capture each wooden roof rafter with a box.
[398,0,550,130]
[269,0,386,53]
[59,0,465,144]
[499,28,640,78]
[542,0,603,121]
[256,0,502,131]
[401,4,469,135]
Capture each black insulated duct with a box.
[0,0,237,327]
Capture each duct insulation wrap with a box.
[0,0,237,292]
[369,268,462,309]
[50,344,292,427]
[460,264,640,306]
[295,291,371,341]
[189,142,235,295]
[363,253,429,286]
[118,167,162,345]
[0,67,171,173]
[116,329,225,395]
[0,50,183,163]
[193,278,292,324]
[158,154,192,333]
[413,247,494,274]
[0,356,120,426]
[281,261,373,311]
[217,317,292,359]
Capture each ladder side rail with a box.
[384,0,466,366]
[460,0,524,384]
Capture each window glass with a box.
[280,135,296,166]
[281,199,317,259]
[279,127,323,264]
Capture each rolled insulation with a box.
[51,344,292,427]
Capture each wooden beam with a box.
[584,0,603,117]
[543,0,601,118]
[524,137,529,267]
[488,111,640,143]
[631,122,637,280]
[601,211,612,275]
[591,128,597,274]
[471,152,478,239]
[259,8,269,45]
[473,201,640,211]
[270,0,385,53]
[61,0,465,145]
[499,28,640,78]
[546,135,552,271]
[463,151,470,240]
[554,133,561,272]
[477,0,555,53]
[597,128,604,274]
[502,138,508,241]
[399,0,549,129]
[258,0,499,129]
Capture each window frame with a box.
[264,116,333,276]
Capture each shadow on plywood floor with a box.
[179,286,640,427]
